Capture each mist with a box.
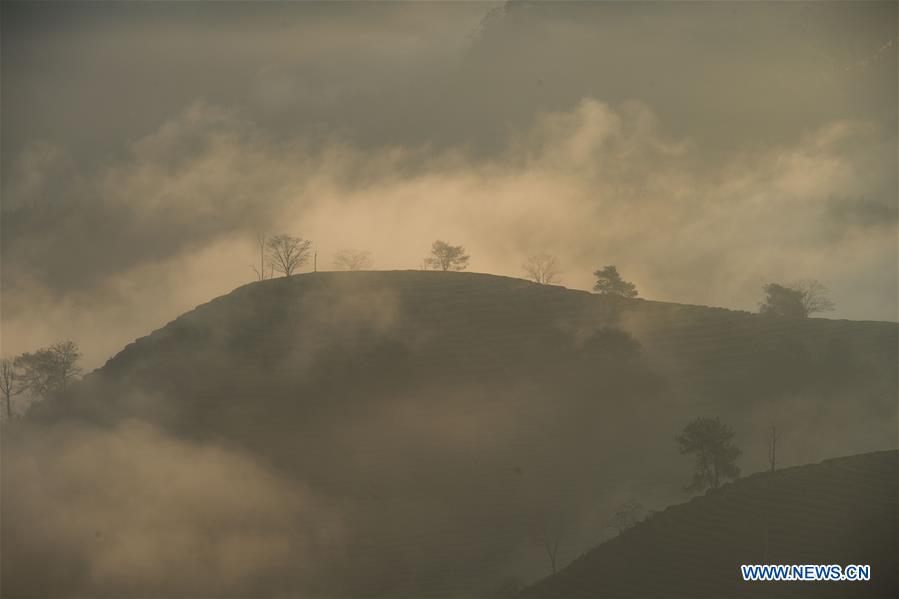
[3,96,896,369]
[1,2,897,598]
[3,1,897,368]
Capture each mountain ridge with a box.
[94,270,896,377]
[18,270,898,597]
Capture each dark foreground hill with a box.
[3,272,897,597]
[522,450,899,598]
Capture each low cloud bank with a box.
[1,420,344,597]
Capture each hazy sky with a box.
[2,0,897,368]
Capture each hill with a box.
[522,450,899,598]
[5,271,897,597]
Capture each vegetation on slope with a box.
[6,271,897,597]
[522,450,899,598]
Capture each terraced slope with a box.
[81,270,896,424]
[74,271,896,471]
[522,450,899,598]
[12,271,897,597]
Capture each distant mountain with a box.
[522,450,899,598]
[9,271,898,597]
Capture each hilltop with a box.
[522,450,899,598]
[11,271,898,597]
[92,271,897,417]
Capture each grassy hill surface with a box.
[6,271,897,597]
[522,450,899,598]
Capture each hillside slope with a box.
[80,271,897,470]
[9,271,898,597]
[522,450,899,598]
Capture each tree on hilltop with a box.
[267,234,313,276]
[759,280,834,318]
[593,265,637,298]
[333,249,373,271]
[523,253,561,284]
[424,240,469,272]
[250,234,274,281]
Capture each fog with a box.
[1,2,897,597]
[4,269,895,595]
[2,97,896,368]
[2,420,345,596]
[2,1,896,368]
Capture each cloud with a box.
[1,420,344,597]
[1,96,895,368]
[3,1,896,367]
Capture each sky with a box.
[2,0,897,369]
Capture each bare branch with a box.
[793,279,836,316]
[760,280,834,318]
[333,249,373,271]
[250,234,272,281]
[0,358,24,420]
[16,341,83,402]
[266,234,313,277]
[535,511,565,575]
[523,253,561,284]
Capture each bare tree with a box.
[523,253,561,284]
[250,234,273,281]
[53,341,82,391]
[794,279,836,316]
[536,513,565,575]
[424,240,469,272]
[17,341,83,400]
[766,423,779,472]
[333,249,373,271]
[0,358,23,420]
[16,352,55,400]
[266,234,313,277]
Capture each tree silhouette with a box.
[535,512,565,575]
[759,284,805,318]
[17,341,83,400]
[759,280,834,318]
[593,265,637,298]
[523,253,561,284]
[676,417,741,492]
[0,358,24,420]
[250,234,274,281]
[424,240,469,272]
[333,249,373,271]
[266,235,313,277]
